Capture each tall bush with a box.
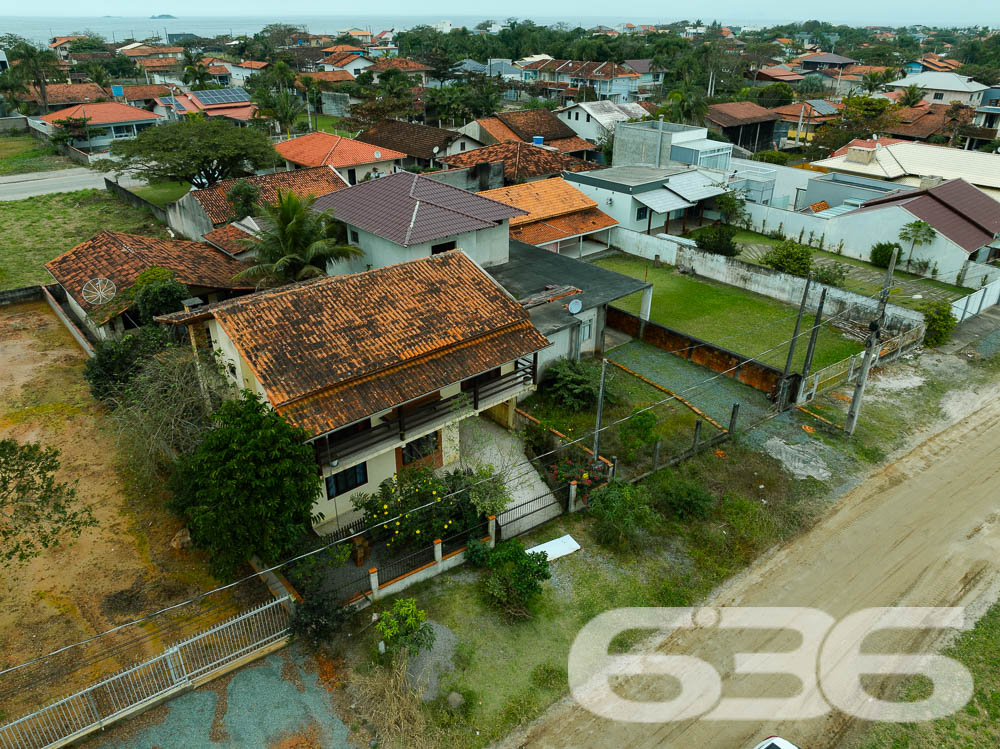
[587,481,657,551]
[480,540,551,620]
[761,240,813,276]
[869,241,901,268]
[540,358,599,410]
[920,300,957,347]
[694,225,740,256]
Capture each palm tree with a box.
[898,220,937,272]
[233,190,362,288]
[665,87,708,125]
[861,71,887,94]
[183,62,212,90]
[898,84,926,108]
[0,69,28,116]
[253,89,305,135]
[86,63,110,91]
[9,42,62,113]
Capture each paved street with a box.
[0,168,142,200]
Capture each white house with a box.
[225,60,269,87]
[39,102,162,152]
[885,71,989,106]
[319,51,374,77]
[556,100,650,144]
[273,131,407,185]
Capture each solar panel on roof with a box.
[193,88,251,106]
[163,96,186,111]
[807,99,837,116]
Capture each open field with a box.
[593,253,863,371]
[131,180,190,207]
[0,134,74,177]
[0,188,171,290]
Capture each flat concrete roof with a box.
[488,241,650,336]
[563,163,697,193]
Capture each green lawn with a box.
[0,189,171,290]
[593,253,863,371]
[310,113,359,137]
[132,181,191,207]
[0,134,74,176]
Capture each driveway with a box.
[505,376,1000,749]
[0,168,143,200]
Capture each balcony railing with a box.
[313,357,537,466]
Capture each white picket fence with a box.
[0,596,291,749]
[950,278,1000,324]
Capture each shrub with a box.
[375,598,435,657]
[812,262,847,288]
[540,358,598,410]
[133,278,187,325]
[694,224,740,256]
[618,408,658,461]
[226,179,260,220]
[289,592,354,651]
[650,470,715,520]
[480,540,551,620]
[753,149,792,165]
[869,241,901,268]
[920,300,957,347]
[761,240,812,276]
[444,465,510,519]
[465,537,491,568]
[548,455,607,500]
[587,482,657,551]
[84,325,169,402]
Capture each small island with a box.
[151,14,177,19]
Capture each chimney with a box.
[845,146,876,164]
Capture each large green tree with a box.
[234,190,362,287]
[97,117,277,188]
[807,95,898,160]
[1,438,96,567]
[8,42,63,112]
[169,392,319,578]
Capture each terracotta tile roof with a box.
[191,166,348,226]
[519,59,639,80]
[275,132,406,168]
[20,82,109,105]
[120,84,172,101]
[884,103,954,139]
[495,109,577,142]
[203,223,255,254]
[321,44,364,54]
[298,71,355,84]
[439,142,597,183]
[510,207,617,245]
[370,57,431,73]
[831,137,906,157]
[136,58,180,70]
[313,171,525,246]
[355,119,467,160]
[163,252,549,436]
[479,177,599,226]
[49,36,85,48]
[40,101,162,125]
[477,116,521,143]
[236,60,269,70]
[320,52,365,67]
[546,136,598,153]
[753,66,805,82]
[706,101,781,128]
[45,231,251,324]
[206,65,230,75]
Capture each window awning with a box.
[634,188,694,214]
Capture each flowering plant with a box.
[548,454,608,501]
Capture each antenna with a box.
[374,150,382,159]
[81,278,117,305]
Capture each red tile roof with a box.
[706,101,781,128]
[20,82,109,105]
[237,60,269,70]
[191,166,348,226]
[313,171,525,246]
[321,44,364,54]
[120,84,172,101]
[203,223,255,254]
[496,108,578,142]
[40,101,162,125]
[320,52,365,67]
[370,57,431,73]
[160,251,549,436]
[439,142,597,183]
[49,36,85,48]
[481,177,618,244]
[546,136,598,154]
[355,119,469,161]
[275,132,406,168]
[477,116,521,143]
[831,137,906,157]
[298,71,355,85]
[45,231,251,324]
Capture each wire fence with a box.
[0,596,291,749]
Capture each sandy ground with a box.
[0,302,226,717]
[505,373,1000,749]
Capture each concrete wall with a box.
[730,157,811,207]
[568,180,663,232]
[105,178,169,223]
[536,327,574,374]
[797,174,914,212]
[425,162,505,192]
[557,106,609,143]
[0,115,28,132]
[167,192,215,240]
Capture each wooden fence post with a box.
[692,419,702,452]
[728,403,740,434]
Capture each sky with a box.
[5,3,998,26]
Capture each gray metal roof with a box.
[634,188,694,213]
[672,137,732,153]
[565,164,693,190]
[806,98,838,116]
[665,170,728,202]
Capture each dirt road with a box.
[511,383,1000,749]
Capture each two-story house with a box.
[158,251,550,532]
[319,51,374,78]
[885,72,989,106]
[355,120,483,169]
[519,58,644,103]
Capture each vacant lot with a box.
[593,253,863,370]
[131,181,190,207]
[0,302,235,718]
[0,134,74,176]
[0,189,171,290]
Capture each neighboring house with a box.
[563,164,732,235]
[18,82,109,113]
[555,100,649,145]
[885,72,988,106]
[488,240,651,372]
[298,70,355,87]
[366,45,400,58]
[882,102,961,142]
[319,52,374,77]
[167,166,348,240]
[818,64,891,95]
[519,58,644,102]
[157,251,550,532]
[479,177,618,257]
[120,45,184,62]
[905,53,963,75]
[44,230,251,340]
[320,43,365,56]
[49,36,86,61]
[154,88,256,124]
[459,108,597,158]
[119,84,172,110]
[355,120,482,168]
[793,52,858,71]
[623,59,664,93]
[747,66,805,85]
[812,140,1000,202]
[136,57,184,84]
[612,120,735,172]
[0,50,8,74]
[312,171,525,272]
[705,102,781,153]
[39,102,162,152]
[968,105,1000,150]
[368,57,433,86]
[769,99,842,147]
[274,131,406,184]
[438,141,595,185]
[226,60,269,86]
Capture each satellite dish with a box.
[432,145,440,154]
[373,150,382,159]
[81,278,117,305]
[568,298,583,314]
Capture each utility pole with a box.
[845,249,898,435]
[778,276,811,409]
[593,358,608,462]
